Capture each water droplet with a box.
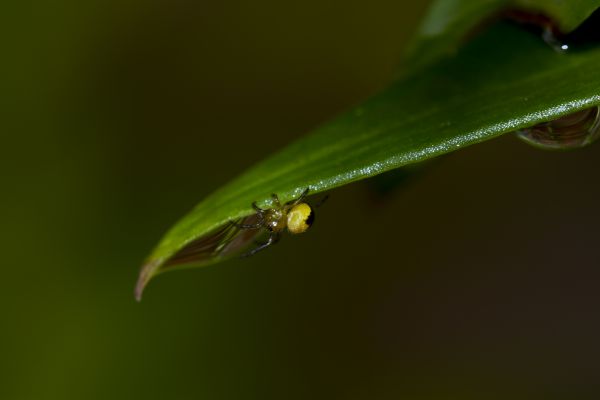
[542,27,569,53]
[506,8,600,53]
[504,10,564,51]
[516,107,600,150]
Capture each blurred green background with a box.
[2,1,600,399]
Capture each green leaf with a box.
[136,20,600,300]
[405,0,600,70]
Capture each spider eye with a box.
[287,203,314,234]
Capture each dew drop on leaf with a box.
[505,8,600,53]
[541,27,569,52]
[516,106,600,150]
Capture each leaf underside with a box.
[136,9,600,299]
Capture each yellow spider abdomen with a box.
[286,203,314,234]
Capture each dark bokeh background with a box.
[3,1,600,399]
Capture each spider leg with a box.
[314,194,329,208]
[241,232,280,257]
[229,202,266,229]
[271,193,282,209]
[229,219,263,230]
[287,187,310,206]
[252,202,265,212]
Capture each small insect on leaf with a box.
[135,188,328,300]
[227,188,326,257]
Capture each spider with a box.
[230,188,326,257]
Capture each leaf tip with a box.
[134,259,161,302]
